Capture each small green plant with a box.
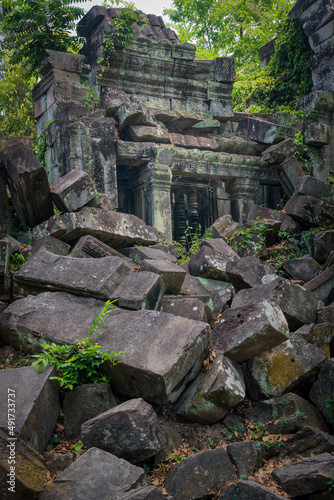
[325,398,334,423]
[53,207,62,216]
[171,455,185,462]
[208,439,214,447]
[294,132,310,174]
[71,443,85,454]
[228,218,270,257]
[296,411,308,422]
[82,84,99,108]
[8,253,26,274]
[173,222,212,264]
[31,300,124,390]
[328,472,334,493]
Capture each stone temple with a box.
[31,1,334,243]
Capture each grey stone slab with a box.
[317,305,334,323]
[118,486,170,500]
[295,175,334,202]
[39,447,149,500]
[13,247,132,300]
[139,259,186,294]
[82,398,166,463]
[161,297,212,323]
[51,169,97,212]
[310,358,334,423]
[31,235,71,257]
[0,143,53,230]
[188,238,239,281]
[0,292,210,404]
[225,257,277,291]
[111,271,165,310]
[71,234,126,259]
[283,254,321,282]
[278,426,334,459]
[284,194,334,228]
[211,299,289,363]
[226,441,263,477]
[0,366,59,454]
[237,117,295,144]
[44,452,74,476]
[304,265,334,304]
[294,322,333,355]
[312,230,334,262]
[219,480,287,499]
[32,207,164,247]
[129,246,177,264]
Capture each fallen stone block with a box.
[218,480,286,499]
[0,235,20,255]
[0,429,48,500]
[237,117,295,144]
[43,452,74,476]
[13,247,132,300]
[226,441,263,477]
[272,453,334,498]
[172,355,245,424]
[111,271,165,310]
[232,277,318,330]
[310,358,334,424]
[118,486,170,499]
[247,204,301,235]
[139,259,186,294]
[101,87,132,115]
[82,398,166,463]
[244,335,327,400]
[216,137,265,155]
[63,383,117,439]
[161,297,212,323]
[312,229,334,262]
[129,246,177,264]
[0,292,210,404]
[31,235,71,257]
[225,257,277,291]
[303,123,330,147]
[32,207,164,247]
[211,299,289,363]
[295,175,334,203]
[278,426,334,459]
[0,143,53,229]
[128,125,171,144]
[244,393,328,434]
[282,254,321,282]
[317,305,334,323]
[165,447,236,500]
[303,265,334,304]
[294,323,333,356]
[0,366,59,454]
[209,214,240,241]
[284,194,334,227]
[188,238,239,281]
[51,169,97,212]
[39,447,149,500]
[71,234,125,259]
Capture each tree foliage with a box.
[164,0,295,66]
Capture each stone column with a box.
[225,178,260,224]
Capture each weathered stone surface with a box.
[295,175,334,202]
[14,247,132,300]
[237,117,295,144]
[247,204,300,235]
[310,358,334,423]
[44,452,74,476]
[312,230,334,262]
[232,277,318,330]
[226,441,263,477]
[317,305,334,323]
[218,480,286,499]
[0,164,12,238]
[118,486,170,500]
[282,254,321,282]
[128,125,171,144]
[216,137,265,155]
[101,87,132,115]
[272,453,334,498]
[188,238,239,281]
[0,366,59,454]
[39,447,149,500]
[0,301,6,314]
[209,214,240,240]
[244,335,327,400]
[284,194,334,227]
[32,207,164,247]
[31,235,71,257]
[173,355,245,424]
[164,447,236,500]
[0,235,20,255]
[0,292,210,404]
[161,297,212,323]
[129,246,177,264]
[139,259,186,294]
[0,143,53,229]
[278,426,334,459]
[294,323,333,356]
[0,240,10,276]
[244,393,328,434]
[63,383,117,439]
[71,234,125,259]
[51,170,97,213]
[111,271,165,310]
[82,398,166,463]
[211,299,289,363]
[225,257,277,291]
[0,428,48,500]
[304,265,334,304]
[0,275,11,301]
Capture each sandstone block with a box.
[129,246,177,264]
[188,238,239,281]
[219,480,286,499]
[111,271,165,310]
[161,297,212,323]
[282,254,321,282]
[225,257,276,291]
[310,358,334,423]
[51,169,97,212]
[139,259,186,294]
[284,194,334,227]
[31,235,71,257]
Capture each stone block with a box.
[13,247,132,300]
[209,215,240,241]
[82,398,166,463]
[317,305,334,323]
[219,480,286,499]
[216,137,265,156]
[0,292,210,404]
[0,429,48,500]
[0,143,53,229]
[39,49,85,75]
[71,235,125,259]
[283,254,322,282]
[244,393,328,434]
[226,441,263,477]
[278,426,334,459]
[304,123,330,146]
[211,299,289,363]
[101,87,132,115]
[139,259,186,294]
[304,265,334,304]
[161,297,212,323]
[294,175,334,203]
[118,486,168,500]
[310,358,334,423]
[295,322,333,356]
[214,57,236,83]
[43,452,74,476]
[32,207,164,247]
[39,447,149,500]
[232,277,318,330]
[244,335,327,400]
[225,257,277,292]
[0,275,12,302]
[129,246,177,264]
[312,230,334,262]
[165,447,236,500]
[188,238,239,281]
[51,169,97,212]
[237,117,295,144]
[127,125,171,144]
[247,204,300,235]
[284,194,334,227]
[173,354,245,424]
[63,383,117,439]
[111,271,165,310]
[31,235,71,257]
[0,366,59,454]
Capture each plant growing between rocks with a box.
[31,300,124,390]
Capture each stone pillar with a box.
[225,178,260,224]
